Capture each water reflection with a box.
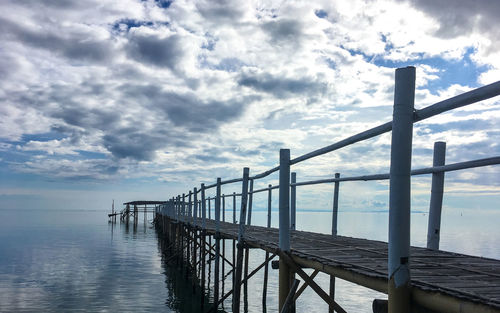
[1,209,497,313]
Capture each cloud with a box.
[400,0,500,43]
[126,32,184,69]
[238,72,327,99]
[261,18,305,46]
[0,17,115,63]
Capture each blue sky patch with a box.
[315,9,328,19]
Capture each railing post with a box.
[182,193,186,222]
[193,188,198,226]
[176,195,180,222]
[233,192,236,224]
[427,141,446,250]
[263,184,272,310]
[291,172,296,230]
[201,184,206,229]
[222,194,225,222]
[208,196,211,220]
[232,167,250,313]
[267,184,272,228]
[247,179,254,225]
[214,178,221,307]
[388,66,415,313]
[329,172,340,313]
[279,148,291,312]
[188,191,192,224]
[331,173,340,236]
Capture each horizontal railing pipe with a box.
[292,156,500,187]
[414,80,500,122]
[291,122,393,165]
[251,165,280,180]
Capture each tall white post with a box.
[233,167,250,313]
[388,66,415,313]
[233,192,236,224]
[214,177,221,306]
[329,172,340,313]
[216,178,221,232]
[188,191,192,224]
[182,193,186,222]
[267,184,272,228]
[427,141,446,250]
[279,148,291,311]
[193,187,198,226]
[331,173,340,236]
[201,184,206,229]
[208,196,211,220]
[247,179,254,225]
[291,172,296,230]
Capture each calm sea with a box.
[0,209,498,312]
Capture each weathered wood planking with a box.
[194,218,500,311]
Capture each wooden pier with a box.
[153,216,500,313]
[118,67,500,313]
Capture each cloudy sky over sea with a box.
[1,0,499,211]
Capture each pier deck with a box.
[190,218,500,312]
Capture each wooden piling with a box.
[330,172,340,313]
[263,184,272,312]
[388,66,415,313]
[427,141,446,250]
[214,178,221,307]
[279,149,291,312]
[232,167,250,313]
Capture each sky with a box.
[0,0,499,213]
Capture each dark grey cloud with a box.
[119,84,252,132]
[261,18,304,46]
[10,0,92,10]
[398,0,500,51]
[196,0,245,24]
[238,72,327,99]
[0,17,115,63]
[126,32,184,70]
[102,131,166,161]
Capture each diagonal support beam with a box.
[293,269,320,301]
[278,251,347,313]
[281,279,301,313]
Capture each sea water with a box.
[0,209,498,312]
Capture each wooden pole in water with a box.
[263,184,272,312]
[232,167,250,313]
[329,172,340,313]
[427,141,446,250]
[388,66,415,313]
[279,149,291,311]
